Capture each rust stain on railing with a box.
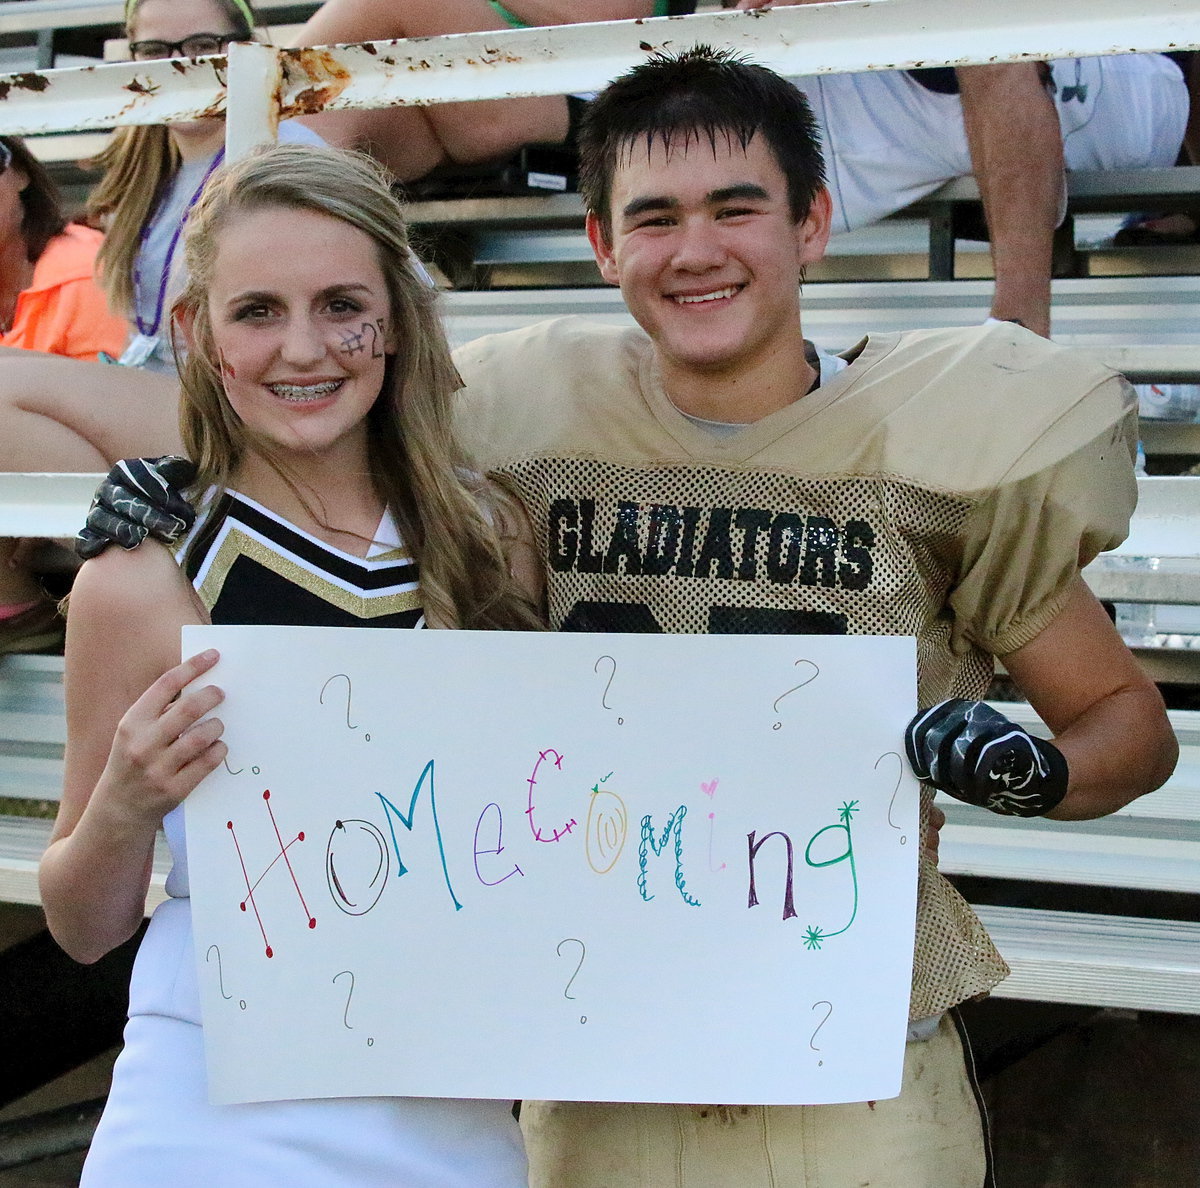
[0,71,51,101]
[279,47,353,118]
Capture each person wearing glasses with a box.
[88,0,323,373]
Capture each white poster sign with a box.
[183,626,920,1107]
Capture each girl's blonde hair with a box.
[174,143,541,632]
[89,0,257,316]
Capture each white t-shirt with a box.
[791,54,1187,235]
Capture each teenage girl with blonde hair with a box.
[39,142,540,1186]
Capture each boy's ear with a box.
[585,211,621,287]
[796,185,833,267]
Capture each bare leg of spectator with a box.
[292,1,652,181]
[956,62,1064,338]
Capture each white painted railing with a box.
[1,0,1198,152]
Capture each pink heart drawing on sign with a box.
[701,779,719,798]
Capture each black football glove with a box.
[905,698,1069,818]
[75,456,199,560]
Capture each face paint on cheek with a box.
[340,329,367,356]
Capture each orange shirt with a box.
[1,223,128,361]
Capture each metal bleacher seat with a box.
[403,166,1200,289]
[0,652,171,913]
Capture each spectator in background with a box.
[0,136,126,361]
[291,1,683,182]
[728,0,1189,338]
[0,135,129,657]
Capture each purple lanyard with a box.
[133,148,225,338]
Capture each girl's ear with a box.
[173,304,197,352]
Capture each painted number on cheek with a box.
[366,320,386,359]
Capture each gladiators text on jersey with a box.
[547,497,876,589]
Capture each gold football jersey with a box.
[455,318,1137,1017]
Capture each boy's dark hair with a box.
[579,46,825,241]
[2,136,68,263]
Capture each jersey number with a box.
[561,600,849,636]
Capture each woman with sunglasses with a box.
[0,136,126,361]
[89,0,323,372]
[0,135,129,654]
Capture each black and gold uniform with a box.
[177,489,424,628]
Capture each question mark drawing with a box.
[206,944,246,1009]
[333,969,373,1043]
[333,969,355,1028]
[593,656,623,725]
[207,944,231,999]
[320,674,370,741]
[556,938,588,1023]
[809,1000,833,1065]
[878,751,907,845]
[772,660,820,730]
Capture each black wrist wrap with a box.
[906,698,1069,818]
